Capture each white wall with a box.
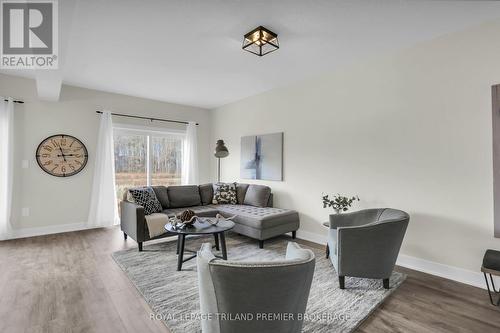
[212,19,500,273]
[3,18,500,285]
[0,74,211,232]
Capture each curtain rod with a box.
[96,111,198,125]
[3,98,24,104]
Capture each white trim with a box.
[6,223,101,240]
[296,229,326,245]
[295,229,494,290]
[395,254,493,290]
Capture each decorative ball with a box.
[179,209,196,223]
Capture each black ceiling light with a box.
[242,26,279,56]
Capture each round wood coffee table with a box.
[165,218,235,271]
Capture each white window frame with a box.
[113,124,185,186]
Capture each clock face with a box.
[36,134,88,177]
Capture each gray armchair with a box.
[326,208,409,289]
[197,242,315,333]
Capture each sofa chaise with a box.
[120,183,300,251]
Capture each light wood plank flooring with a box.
[0,227,499,333]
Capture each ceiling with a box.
[3,0,500,109]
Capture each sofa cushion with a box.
[167,185,202,208]
[199,183,214,206]
[243,184,271,207]
[129,187,163,215]
[236,183,249,204]
[163,206,219,218]
[151,186,169,209]
[212,182,237,205]
[214,204,299,229]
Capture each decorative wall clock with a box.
[36,134,88,177]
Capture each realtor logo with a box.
[1,0,58,69]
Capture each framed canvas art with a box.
[240,132,283,181]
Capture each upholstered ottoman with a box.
[214,204,299,248]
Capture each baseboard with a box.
[7,222,99,240]
[396,254,491,290]
[296,229,491,290]
[296,229,326,245]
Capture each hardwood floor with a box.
[0,227,499,333]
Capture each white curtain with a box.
[181,121,199,185]
[88,111,119,227]
[0,98,14,240]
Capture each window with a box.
[151,136,183,185]
[113,126,184,204]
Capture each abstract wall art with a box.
[240,132,283,181]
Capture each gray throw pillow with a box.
[199,183,214,205]
[243,184,271,207]
[151,186,169,209]
[236,183,249,204]
[129,187,163,215]
[212,183,237,205]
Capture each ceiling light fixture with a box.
[242,26,279,56]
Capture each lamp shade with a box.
[214,140,229,158]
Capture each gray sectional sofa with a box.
[120,183,300,251]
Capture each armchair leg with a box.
[138,242,143,252]
[326,244,329,259]
[259,240,264,249]
[339,276,345,289]
[123,232,127,240]
[292,231,296,239]
[383,278,390,289]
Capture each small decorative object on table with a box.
[196,213,237,226]
[169,217,184,230]
[170,210,199,230]
[322,193,360,214]
[206,213,237,226]
[178,209,197,225]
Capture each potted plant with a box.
[322,194,360,214]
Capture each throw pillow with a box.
[236,183,249,204]
[212,182,237,205]
[151,186,170,209]
[243,184,271,207]
[129,187,163,215]
[199,183,214,205]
